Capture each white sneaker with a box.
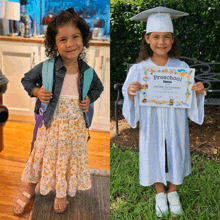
[167,191,182,216]
[155,192,169,217]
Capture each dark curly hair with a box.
[45,7,92,59]
[137,33,180,63]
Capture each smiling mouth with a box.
[67,49,77,52]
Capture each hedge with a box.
[110,0,220,100]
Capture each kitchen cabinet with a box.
[0,41,41,118]
[0,37,110,131]
[87,46,110,131]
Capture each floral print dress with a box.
[21,73,91,198]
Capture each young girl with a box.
[13,8,103,215]
[122,7,206,217]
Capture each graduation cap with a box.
[130,6,189,33]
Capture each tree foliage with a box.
[111,0,220,100]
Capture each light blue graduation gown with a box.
[122,58,204,186]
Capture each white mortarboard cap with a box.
[130,6,189,33]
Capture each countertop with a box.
[0,36,110,46]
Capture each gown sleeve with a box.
[122,64,140,128]
[180,61,205,125]
[187,90,204,125]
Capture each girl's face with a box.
[145,32,174,59]
[55,23,84,62]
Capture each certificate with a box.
[139,66,195,108]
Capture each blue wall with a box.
[25,0,110,37]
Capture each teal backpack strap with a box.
[30,58,55,153]
[83,67,94,141]
[83,67,93,100]
[42,58,55,111]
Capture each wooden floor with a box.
[0,120,109,220]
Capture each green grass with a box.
[110,145,220,219]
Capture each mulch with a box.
[110,101,220,163]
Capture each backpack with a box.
[30,58,94,153]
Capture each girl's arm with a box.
[21,62,43,97]
[79,95,90,112]
[86,70,104,104]
[191,82,206,96]
[122,64,140,128]
[180,61,205,125]
[187,81,205,125]
[21,63,53,103]
[127,81,142,101]
[180,61,206,96]
[33,86,53,103]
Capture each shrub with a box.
[110,0,220,100]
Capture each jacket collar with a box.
[55,55,66,71]
[78,57,91,74]
[54,55,91,77]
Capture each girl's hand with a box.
[79,95,90,112]
[33,86,53,103]
[127,81,142,101]
[191,82,207,96]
